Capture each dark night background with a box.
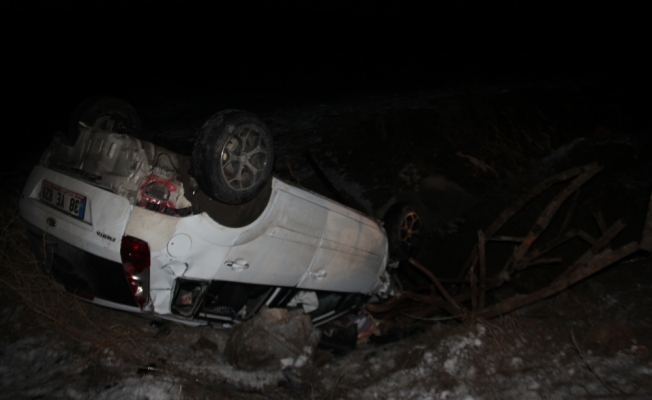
[4,1,648,171]
[3,4,652,397]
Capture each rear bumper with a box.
[19,166,139,308]
[23,219,138,307]
[23,219,208,326]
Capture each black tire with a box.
[68,95,143,143]
[193,110,274,205]
[384,203,424,261]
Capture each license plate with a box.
[40,180,87,219]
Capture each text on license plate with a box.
[40,180,87,219]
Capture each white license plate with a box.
[39,180,87,219]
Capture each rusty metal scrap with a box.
[484,163,598,237]
[370,163,649,323]
[477,230,487,310]
[577,230,597,245]
[486,164,604,290]
[518,229,579,267]
[641,190,652,252]
[477,241,639,319]
[470,262,478,311]
[593,211,609,235]
[559,189,580,234]
[408,258,465,320]
[458,163,600,280]
[489,236,524,242]
[508,163,602,273]
[525,257,562,267]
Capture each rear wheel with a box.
[192,110,274,204]
[384,203,423,261]
[68,96,144,143]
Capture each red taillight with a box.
[121,236,151,309]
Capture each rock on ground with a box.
[224,307,321,371]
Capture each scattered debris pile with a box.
[370,163,652,326]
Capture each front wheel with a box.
[68,95,144,143]
[192,110,274,204]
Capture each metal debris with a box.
[369,163,647,323]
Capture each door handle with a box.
[225,259,249,271]
[311,269,327,279]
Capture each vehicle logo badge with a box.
[96,231,116,242]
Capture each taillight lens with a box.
[120,236,151,309]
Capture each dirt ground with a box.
[1,78,651,399]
